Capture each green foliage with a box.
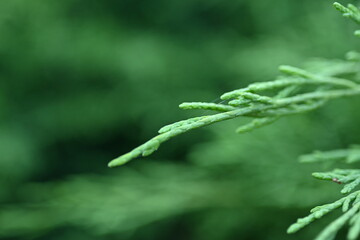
[287,190,360,239]
[2,1,360,240]
[109,60,360,167]
[109,2,360,168]
[334,2,360,25]
[300,146,360,164]
[107,2,360,240]
[285,4,360,239]
[287,158,360,239]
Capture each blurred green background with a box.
[1,0,360,239]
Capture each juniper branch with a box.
[108,62,360,167]
[312,169,360,194]
[287,191,360,235]
[108,2,360,239]
[289,146,360,239]
[108,1,360,168]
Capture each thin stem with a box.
[275,88,360,106]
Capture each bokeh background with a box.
[1,0,360,239]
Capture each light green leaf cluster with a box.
[107,1,360,168]
[334,2,360,37]
[108,2,360,238]
[108,0,360,168]
[108,58,360,167]
[334,2,360,24]
[290,144,360,239]
[288,162,360,239]
[287,191,360,239]
[312,169,360,194]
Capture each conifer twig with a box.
[109,62,360,167]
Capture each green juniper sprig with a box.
[288,190,360,240]
[108,59,360,167]
[288,3,360,239]
[312,169,360,194]
[334,2,360,25]
[288,147,360,240]
[334,1,360,39]
[287,190,360,236]
[108,1,360,168]
[107,1,360,240]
